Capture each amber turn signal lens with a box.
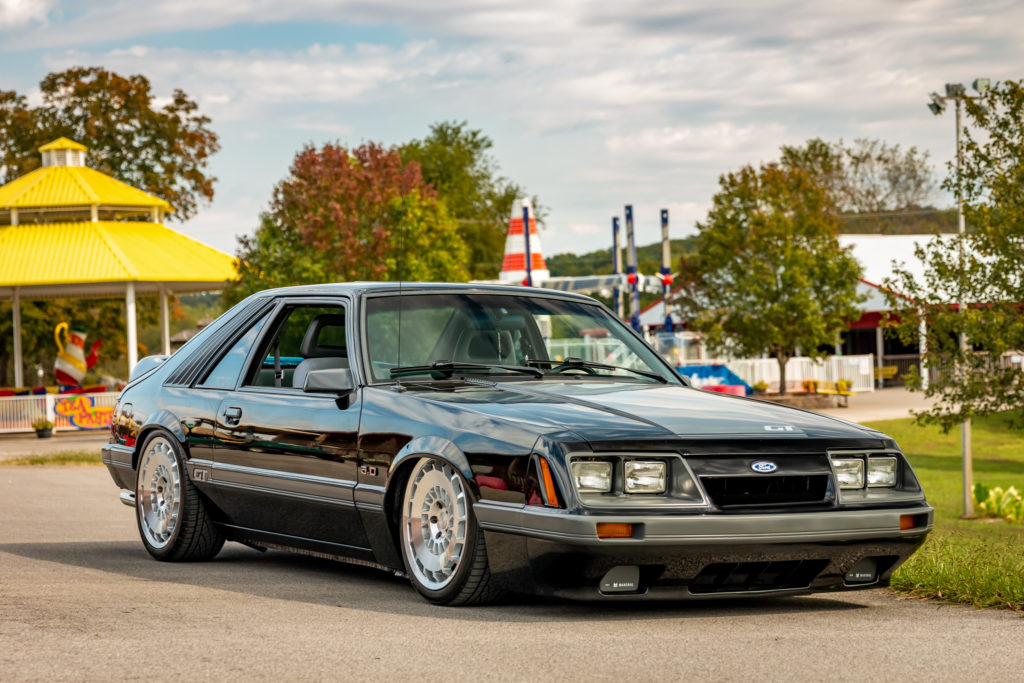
[597,523,634,539]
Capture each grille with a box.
[701,474,829,508]
[689,559,828,594]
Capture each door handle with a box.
[223,406,242,425]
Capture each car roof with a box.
[254,281,599,304]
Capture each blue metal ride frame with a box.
[660,209,673,332]
[612,216,622,319]
[522,204,532,287]
[625,205,641,331]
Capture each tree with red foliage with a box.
[228,141,468,303]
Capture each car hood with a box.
[413,380,882,444]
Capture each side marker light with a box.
[539,457,561,508]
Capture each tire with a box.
[135,431,224,562]
[399,458,504,605]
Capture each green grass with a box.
[1,450,103,466]
[864,414,1024,611]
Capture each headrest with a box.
[299,314,347,358]
[464,330,514,364]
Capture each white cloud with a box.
[175,192,265,255]
[0,0,50,28]
[41,41,462,126]
[9,1,1023,257]
[605,123,787,165]
[291,117,354,137]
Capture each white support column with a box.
[91,205,99,222]
[10,208,18,226]
[151,207,159,223]
[12,287,23,387]
[919,315,929,391]
[159,287,171,356]
[126,282,138,374]
[875,325,884,389]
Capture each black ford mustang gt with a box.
[103,283,932,605]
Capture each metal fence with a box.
[685,355,877,393]
[0,392,119,434]
[547,339,638,367]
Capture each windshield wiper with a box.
[390,360,543,379]
[526,357,668,383]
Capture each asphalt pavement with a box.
[813,386,940,424]
[1,466,1021,681]
[0,429,110,461]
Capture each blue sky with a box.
[1,0,1020,259]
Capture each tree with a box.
[674,161,864,394]
[227,142,468,304]
[0,67,215,385]
[782,138,939,234]
[0,66,219,221]
[885,79,1024,430]
[400,121,535,279]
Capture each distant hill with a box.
[547,207,956,278]
[837,207,958,234]
[547,237,697,277]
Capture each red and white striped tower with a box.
[498,198,549,285]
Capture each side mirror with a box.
[303,368,354,393]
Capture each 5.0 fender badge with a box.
[751,461,778,473]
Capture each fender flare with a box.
[388,435,472,481]
[133,410,188,466]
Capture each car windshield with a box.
[364,292,681,384]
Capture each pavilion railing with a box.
[0,392,119,434]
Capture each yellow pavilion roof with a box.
[0,221,235,295]
[0,165,173,211]
[38,137,88,152]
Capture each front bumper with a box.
[474,501,932,599]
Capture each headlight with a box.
[624,461,667,494]
[867,456,898,487]
[571,460,613,493]
[832,458,864,489]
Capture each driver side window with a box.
[244,304,349,390]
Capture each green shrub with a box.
[973,482,1024,523]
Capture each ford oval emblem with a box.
[751,461,778,473]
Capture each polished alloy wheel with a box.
[402,460,469,590]
[137,436,182,549]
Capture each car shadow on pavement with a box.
[0,540,869,622]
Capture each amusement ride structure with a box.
[492,198,676,331]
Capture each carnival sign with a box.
[55,395,115,430]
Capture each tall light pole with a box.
[927,78,988,518]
